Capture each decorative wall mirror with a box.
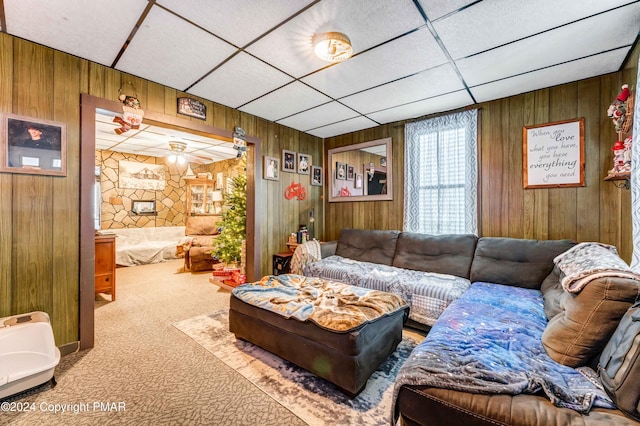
[328,137,392,202]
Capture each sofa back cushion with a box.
[392,233,478,279]
[336,228,400,265]
[185,215,221,236]
[470,237,575,289]
[542,276,640,367]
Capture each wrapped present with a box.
[232,270,246,284]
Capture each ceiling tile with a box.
[302,28,447,99]
[470,49,629,103]
[188,52,294,109]
[246,0,426,78]
[115,6,237,90]
[340,63,464,114]
[434,0,636,59]
[239,81,332,121]
[366,91,474,124]
[4,0,148,66]
[417,0,477,21]
[156,0,315,47]
[307,116,379,139]
[276,102,359,132]
[457,4,640,87]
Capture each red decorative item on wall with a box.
[284,182,306,200]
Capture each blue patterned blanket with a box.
[392,282,614,422]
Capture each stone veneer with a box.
[97,150,244,229]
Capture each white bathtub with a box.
[0,311,60,399]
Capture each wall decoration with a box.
[177,97,206,120]
[523,118,585,188]
[118,160,166,190]
[131,199,157,215]
[380,157,387,167]
[113,90,144,134]
[264,155,280,181]
[346,164,355,180]
[311,166,323,186]
[335,161,346,180]
[216,172,224,190]
[0,114,67,176]
[297,153,311,174]
[282,149,296,172]
[284,182,306,200]
[355,173,363,188]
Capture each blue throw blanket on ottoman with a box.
[393,282,614,422]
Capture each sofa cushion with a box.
[540,267,565,320]
[185,215,221,236]
[392,233,477,279]
[469,237,576,289]
[336,228,400,266]
[542,276,640,367]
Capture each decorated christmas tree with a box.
[212,172,246,268]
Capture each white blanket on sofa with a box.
[109,226,191,266]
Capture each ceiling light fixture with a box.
[313,32,353,63]
[167,141,188,165]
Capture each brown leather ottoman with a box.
[229,291,408,397]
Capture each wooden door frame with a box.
[79,94,261,349]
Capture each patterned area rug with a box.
[173,310,419,426]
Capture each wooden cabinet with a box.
[95,234,116,301]
[185,178,220,215]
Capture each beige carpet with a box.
[174,310,418,426]
[1,260,306,426]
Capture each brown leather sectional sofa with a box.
[306,229,640,425]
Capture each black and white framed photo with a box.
[282,149,296,173]
[263,155,280,181]
[346,164,354,180]
[311,166,323,186]
[335,161,346,180]
[380,157,387,167]
[1,114,67,176]
[297,153,311,174]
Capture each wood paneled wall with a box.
[0,33,322,347]
[325,66,637,263]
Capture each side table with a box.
[273,252,293,276]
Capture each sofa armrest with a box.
[320,240,337,258]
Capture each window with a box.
[404,110,478,235]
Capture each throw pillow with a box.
[542,276,640,367]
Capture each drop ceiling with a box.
[3,0,640,142]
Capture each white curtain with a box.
[404,109,478,235]
[631,57,640,270]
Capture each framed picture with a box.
[346,164,354,180]
[311,166,323,186]
[297,153,311,174]
[263,155,280,181]
[335,161,346,180]
[131,199,157,215]
[1,114,67,176]
[119,160,166,190]
[523,118,585,188]
[282,149,296,173]
[380,157,387,167]
[177,97,206,120]
[355,173,363,188]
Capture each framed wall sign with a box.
[177,97,206,120]
[523,118,585,188]
[0,114,67,176]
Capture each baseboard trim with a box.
[59,341,80,356]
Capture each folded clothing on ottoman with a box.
[229,274,409,396]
